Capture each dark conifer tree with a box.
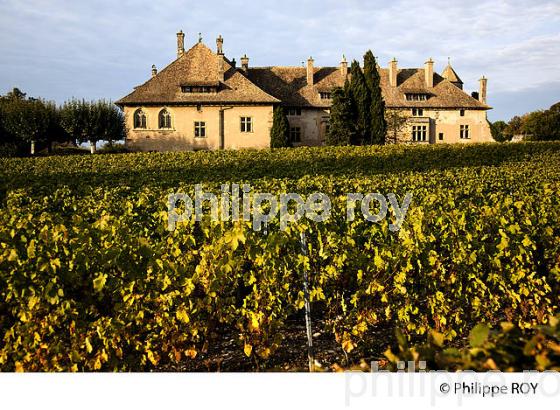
[348,60,370,144]
[270,106,291,148]
[326,86,355,146]
[364,50,387,144]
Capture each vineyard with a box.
[1,142,560,371]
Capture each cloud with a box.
[0,0,558,119]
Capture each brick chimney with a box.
[389,58,398,87]
[216,35,224,55]
[307,57,314,86]
[177,30,185,58]
[340,55,348,78]
[479,76,487,104]
[241,54,249,72]
[151,64,157,78]
[425,58,434,88]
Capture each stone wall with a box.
[286,108,330,146]
[124,105,274,151]
[395,108,493,144]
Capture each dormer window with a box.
[405,93,429,101]
[181,85,217,94]
[320,92,332,100]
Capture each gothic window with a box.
[133,109,147,129]
[158,109,172,129]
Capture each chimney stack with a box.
[340,55,348,78]
[218,59,225,82]
[231,58,236,68]
[241,54,249,72]
[425,58,434,88]
[479,76,487,104]
[307,57,314,86]
[389,58,398,87]
[177,30,185,58]
[151,64,157,78]
[216,35,224,55]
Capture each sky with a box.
[0,0,559,121]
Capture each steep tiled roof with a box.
[117,42,489,110]
[116,43,279,105]
[249,66,489,110]
[247,66,346,108]
[380,68,488,109]
[441,63,463,84]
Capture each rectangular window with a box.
[412,108,424,116]
[460,125,470,139]
[412,125,428,142]
[287,108,302,116]
[439,132,444,141]
[406,94,428,101]
[320,92,332,100]
[240,117,253,133]
[460,109,465,117]
[290,126,302,143]
[194,121,206,138]
[182,86,216,94]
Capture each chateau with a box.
[116,31,493,151]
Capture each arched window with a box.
[158,108,172,129]
[134,109,147,129]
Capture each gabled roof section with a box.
[248,65,489,110]
[116,42,279,105]
[247,66,346,108]
[441,62,463,85]
[380,68,489,109]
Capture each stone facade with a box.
[117,32,493,151]
[124,105,273,151]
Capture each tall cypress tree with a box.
[348,60,370,145]
[270,106,291,148]
[364,50,386,144]
[326,86,355,146]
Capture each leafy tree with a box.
[1,98,51,155]
[348,60,370,145]
[504,115,525,140]
[101,102,126,147]
[60,99,125,153]
[364,51,386,144]
[523,109,560,141]
[60,99,88,146]
[490,120,509,142]
[326,86,355,146]
[385,109,408,144]
[0,88,27,102]
[270,106,291,148]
